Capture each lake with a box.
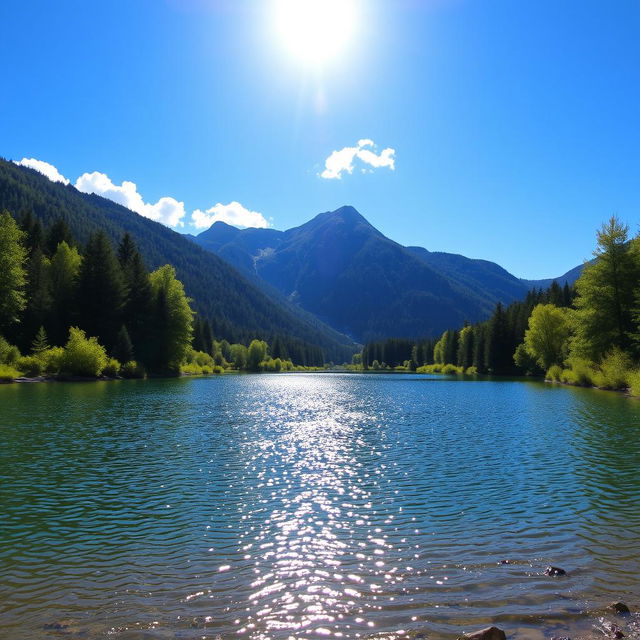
[1,373,640,639]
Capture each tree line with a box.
[356,217,640,395]
[358,280,573,373]
[0,210,327,380]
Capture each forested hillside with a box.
[0,159,356,362]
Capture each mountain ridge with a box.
[193,206,584,342]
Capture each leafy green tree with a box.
[230,343,248,369]
[247,339,268,371]
[522,304,571,370]
[0,211,28,331]
[457,325,474,369]
[571,217,640,361]
[148,265,194,372]
[78,232,126,351]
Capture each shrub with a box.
[121,360,145,379]
[565,358,595,386]
[628,370,640,397]
[39,347,64,374]
[598,348,632,390]
[59,327,108,377]
[103,358,121,377]
[561,369,578,385]
[546,365,563,381]
[0,336,20,364]
[212,365,224,374]
[442,364,462,374]
[0,363,22,382]
[15,355,44,377]
[465,366,478,375]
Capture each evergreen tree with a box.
[112,325,134,363]
[0,211,27,331]
[21,247,52,350]
[45,218,74,256]
[31,326,49,354]
[571,217,640,361]
[485,302,513,373]
[77,232,126,351]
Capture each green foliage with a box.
[441,363,463,374]
[59,327,108,377]
[0,335,21,364]
[230,343,248,369]
[103,358,121,377]
[120,360,145,379]
[78,231,126,351]
[112,325,134,364]
[16,355,44,377]
[31,326,50,354]
[0,211,27,329]
[38,347,65,374]
[627,371,640,397]
[0,364,22,382]
[571,217,640,361]
[247,339,268,371]
[49,241,82,345]
[546,365,563,381]
[148,265,194,373]
[523,304,571,370]
[513,342,539,374]
[598,348,632,390]
[465,366,478,375]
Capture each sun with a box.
[273,0,358,67]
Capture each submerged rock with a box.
[611,602,631,615]
[601,621,625,638]
[462,626,507,640]
[544,566,567,576]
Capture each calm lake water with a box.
[1,373,640,640]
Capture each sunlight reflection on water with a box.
[2,374,640,639]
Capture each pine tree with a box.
[31,326,50,354]
[77,232,126,351]
[571,217,640,361]
[21,247,52,350]
[45,218,74,256]
[113,325,134,363]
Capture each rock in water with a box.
[462,627,507,640]
[544,566,567,576]
[611,602,631,615]
[602,621,625,638]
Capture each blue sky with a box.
[1,0,638,279]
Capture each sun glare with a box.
[274,0,358,66]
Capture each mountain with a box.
[0,159,357,361]
[521,263,585,290]
[194,206,584,342]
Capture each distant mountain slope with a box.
[194,206,584,342]
[0,159,356,361]
[521,263,585,290]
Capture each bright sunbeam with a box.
[274,0,358,67]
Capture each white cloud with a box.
[13,157,271,231]
[320,139,396,179]
[75,171,186,228]
[15,158,70,184]
[192,201,270,229]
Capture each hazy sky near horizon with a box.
[1,0,638,279]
